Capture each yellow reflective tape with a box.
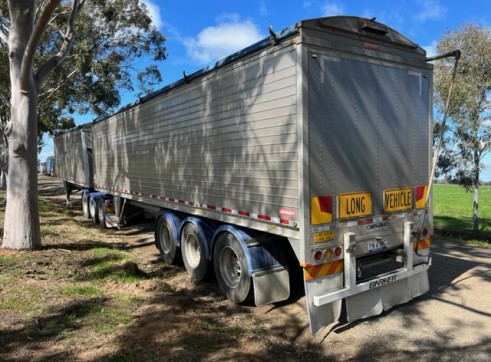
[413,238,431,251]
[304,260,343,280]
[311,196,332,225]
[416,186,428,209]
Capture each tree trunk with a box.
[2,88,41,249]
[472,155,479,232]
[472,185,479,232]
[2,0,42,250]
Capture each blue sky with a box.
[40,0,491,179]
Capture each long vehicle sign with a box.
[384,187,413,213]
[338,192,372,219]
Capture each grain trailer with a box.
[55,16,434,335]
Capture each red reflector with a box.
[318,195,332,214]
[222,207,232,213]
[334,247,342,257]
[258,214,271,221]
[416,186,425,201]
[314,250,323,261]
[238,210,250,216]
[358,218,373,225]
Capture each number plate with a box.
[338,192,372,219]
[384,187,413,213]
[368,239,388,253]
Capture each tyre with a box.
[89,197,98,224]
[181,222,212,281]
[97,198,107,228]
[213,232,253,304]
[82,193,90,219]
[155,214,182,265]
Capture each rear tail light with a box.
[313,246,343,263]
[334,246,342,257]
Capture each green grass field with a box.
[433,183,491,244]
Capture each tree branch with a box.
[20,0,61,90]
[35,0,86,89]
[39,68,78,103]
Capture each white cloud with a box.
[303,1,313,9]
[322,2,344,17]
[423,40,438,58]
[183,15,264,65]
[141,0,163,29]
[258,1,268,17]
[415,0,446,22]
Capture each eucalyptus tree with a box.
[434,24,491,231]
[1,0,166,249]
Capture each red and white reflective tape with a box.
[93,184,298,228]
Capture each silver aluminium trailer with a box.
[54,123,99,218]
[56,16,434,335]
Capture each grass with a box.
[0,180,489,360]
[2,285,45,317]
[433,183,491,246]
[79,248,149,282]
[0,188,151,346]
[60,284,104,298]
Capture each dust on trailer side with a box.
[55,16,434,335]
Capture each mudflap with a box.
[105,213,120,228]
[305,273,343,336]
[253,267,290,307]
[345,269,429,322]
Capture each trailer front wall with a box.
[92,45,300,230]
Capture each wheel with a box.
[181,222,212,281]
[213,232,253,304]
[89,197,98,224]
[155,215,182,265]
[97,198,107,228]
[82,193,90,219]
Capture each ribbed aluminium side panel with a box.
[93,45,300,223]
[54,128,89,187]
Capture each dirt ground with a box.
[1,175,490,361]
